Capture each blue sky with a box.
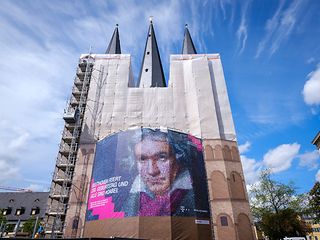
[0,0,319,193]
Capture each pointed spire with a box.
[105,24,121,54]
[182,24,197,54]
[138,17,166,87]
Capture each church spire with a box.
[138,18,166,87]
[182,24,197,54]
[105,24,121,54]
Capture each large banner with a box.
[86,128,210,220]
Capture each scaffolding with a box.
[44,56,94,238]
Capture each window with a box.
[15,207,25,216]
[145,68,149,72]
[220,216,228,226]
[34,199,40,202]
[72,218,79,229]
[9,199,14,203]
[232,173,236,182]
[3,207,12,215]
[30,207,40,215]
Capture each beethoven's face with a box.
[134,139,179,196]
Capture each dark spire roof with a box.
[138,18,166,87]
[182,24,197,54]
[105,24,121,54]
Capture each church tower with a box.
[44,21,255,240]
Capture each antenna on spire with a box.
[149,16,153,23]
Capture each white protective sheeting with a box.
[81,53,236,141]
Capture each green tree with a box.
[0,209,7,234]
[22,217,39,236]
[250,170,310,240]
[5,224,14,232]
[309,181,320,223]
[0,209,7,223]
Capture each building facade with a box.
[0,192,49,235]
[44,22,255,240]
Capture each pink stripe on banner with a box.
[88,179,124,219]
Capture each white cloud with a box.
[236,0,251,55]
[255,0,304,57]
[269,0,303,55]
[26,184,47,192]
[316,169,320,182]
[8,132,30,150]
[241,155,262,185]
[0,122,31,184]
[0,160,19,183]
[263,143,300,173]
[302,64,320,105]
[0,0,206,189]
[239,141,251,154]
[299,150,320,170]
[242,142,319,187]
[255,0,285,58]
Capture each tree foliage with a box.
[260,208,310,240]
[250,170,310,240]
[22,217,39,236]
[0,209,7,223]
[309,181,320,223]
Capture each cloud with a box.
[236,0,251,54]
[263,143,300,173]
[241,142,319,186]
[8,132,30,150]
[26,184,47,192]
[302,64,320,105]
[0,122,31,184]
[0,0,206,189]
[316,169,320,182]
[239,141,251,154]
[255,0,304,58]
[0,160,19,183]
[299,150,320,170]
[255,0,285,58]
[241,155,262,185]
[0,1,90,187]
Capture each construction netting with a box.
[75,53,235,239]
